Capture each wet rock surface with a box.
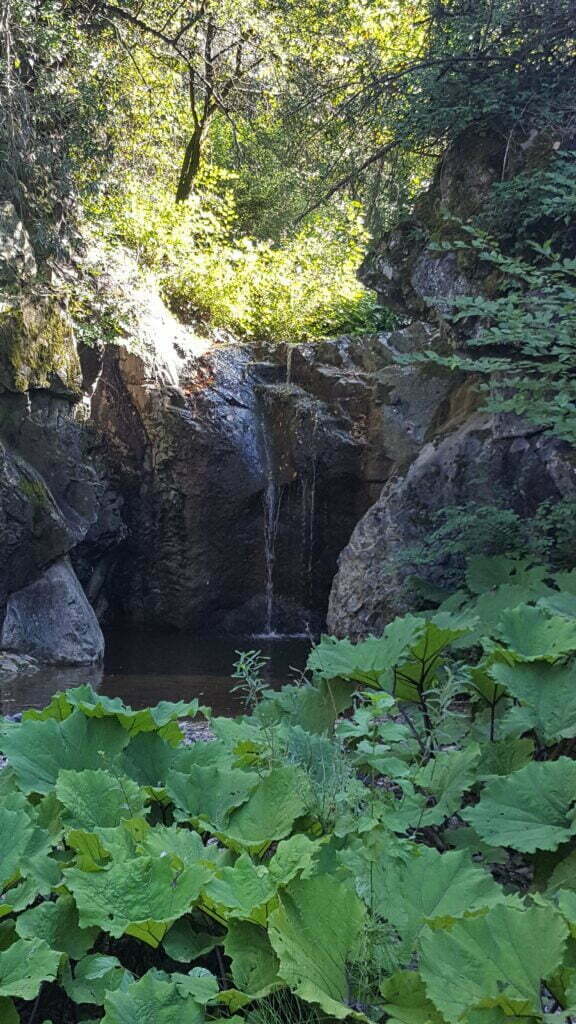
[2,144,574,658]
[86,315,454,635]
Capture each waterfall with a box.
[260,415,283,637]
[307,453,317,584]
[300,452,317,607]
[286,345,293,385]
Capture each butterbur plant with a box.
[3,555,576,1022]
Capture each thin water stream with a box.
[260,399,283,636]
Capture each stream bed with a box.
[0,631,312,716]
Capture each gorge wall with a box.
[328,124,576,635]
[1,122,574,669]
[0,222,459,664]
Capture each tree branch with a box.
[294,139,401,223]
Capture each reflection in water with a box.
[0,662,104,717]
[0,630,311,716]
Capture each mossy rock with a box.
[0,295,82,396]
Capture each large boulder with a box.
[1,557,104,664]
[0,295,81,396]
[0,441,76,607]
[0,251,125,662]
[328,413,576,638]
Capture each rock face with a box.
[328,414,576,637]
[328,125,576,637]
[1,224,455,651]
[0,221,120,665]
[1,557,105,663]
[3,133,573,655]
[0,296,81,395]
[87,320,455,635]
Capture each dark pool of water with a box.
[0,630,312,716]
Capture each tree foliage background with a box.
[0,0,574,340]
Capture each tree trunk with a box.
[175,124,202,202]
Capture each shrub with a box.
[87,169,388,343]
[402,499,576,593]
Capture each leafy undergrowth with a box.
[3,555,576,1022]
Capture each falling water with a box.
[286,345,293,386]
[300,455,318,607]
[260,420,283,636]
[307,453,317,583]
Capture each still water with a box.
[0,630,312,716]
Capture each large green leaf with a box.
[120,732,198,789]
[64,854,211,944]
[368,846,503,960]
[61,954,133,1005]
[380,970,446,1024]
[256,679,355,734]
[137,824,224,871]
[204,853,275,920]
[0,711,129,794]
[539,592,576,620]
[224,920,281,997]
[490,605,576,662]
[465,556,547,596]
[414,745,481,825]
[163,919,220,963]
[269,873,365,1018]
[464,758,576,852]
[16,895,98,958]
[219,766,308,849]
[396,618,471,700]
[0,937,60,999]
[307,616,426,688]
[420,904,568,1023]
[476,738,534,779]
[490,660,576,743]
[68,829,111,871]
[102,970,205,1023]
[56,768,145,830]
[472,585,538,633]
[166,766,257,830]
[0,807,34,886]
[31,685,205,743]
[268,834,321,884]
[548,851,576,895]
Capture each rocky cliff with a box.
[327,126,576,636]
[0,215,457,662]
[2,122,572,664]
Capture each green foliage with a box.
[402,500,576,594]
[95,178,385,342]
[433,234,576,440]
[419,904,568,1024]
[407,145,576,443]
[3,558,576,1021]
